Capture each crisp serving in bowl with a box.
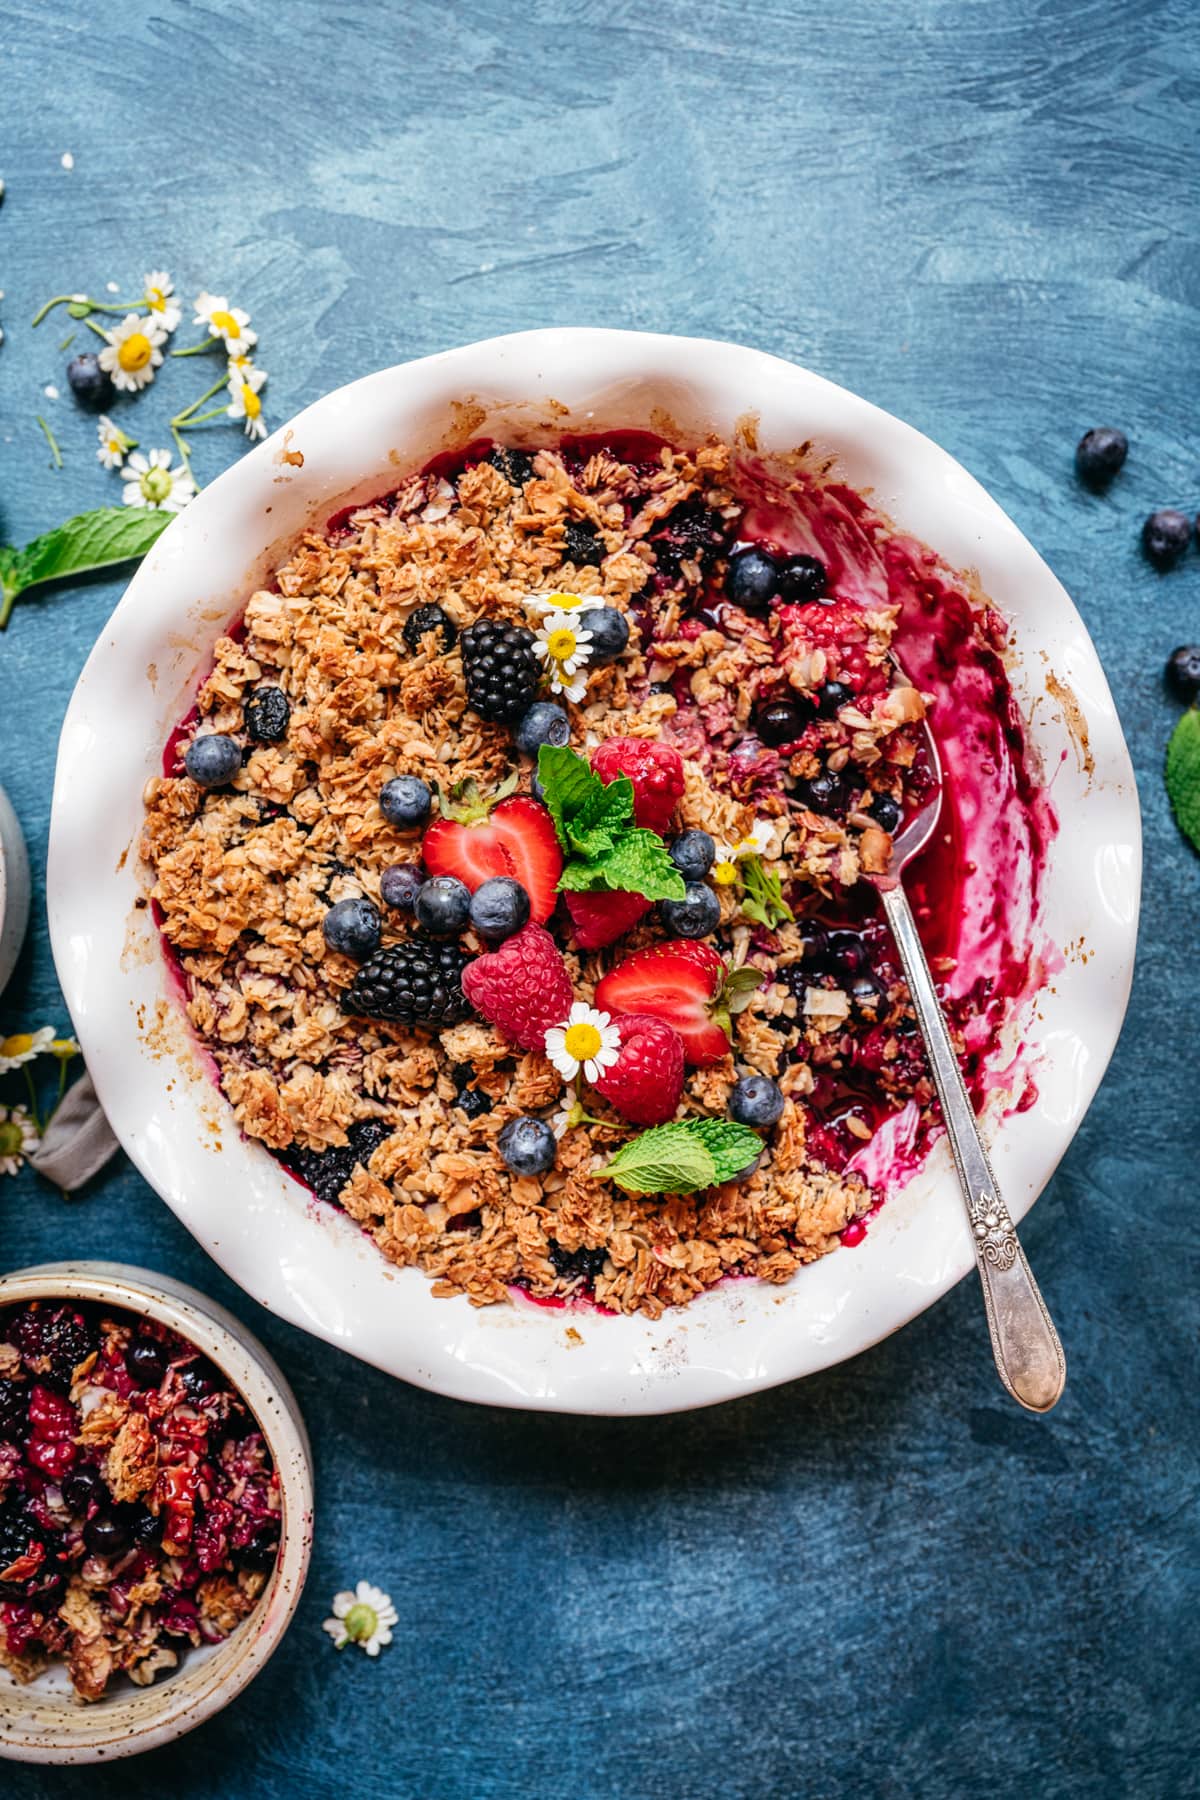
[48,331,1140,1413]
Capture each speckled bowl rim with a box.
[0,1262,313,1765]
[46,329,1141,1414]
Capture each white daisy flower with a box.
[712,820,774,886]
[534,614,593,701]
[529,590,587,617]
[0,1028,55,1073]
[544,1003,621,1084]
[95,415,136,470]
[193,292,257,356]
[141,270,181,332]
[0,1105,39,1177]
[97,313,167,393]
[227,352,267,393]
[550,1087,584,1139]
[226,373,267,440]
[322,1581,397,1657]
[121,449,196,514]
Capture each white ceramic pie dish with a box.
[47,329,1140,1415]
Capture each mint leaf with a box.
[682,1119,764,1183]
[1166,709,1200,853]
[595,830,685,900]
[0,507,172,630]
[537,742,685,902]
[739,854,794,930]
[536,744,607,842]
[597,1125,718,1195]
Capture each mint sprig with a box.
[739,854,794,931]
[537,744,685,902]
[0,507,172,630]
[596,1117,764,1195]
[1166,709,1200,853]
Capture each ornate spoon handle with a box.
[879,882,1066,1412]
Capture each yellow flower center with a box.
[563,1021,602,1062]
[117,332,153,372]
[0,1034,33,1059]
[712,860,739,886]
[211,309,240,336]
[343,1602,377,1643]
[242,385,262,418]
[545,627,577,663]
[146,288,165,309]
[141,467,173,503]
[544,591,583,610]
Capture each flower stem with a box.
[170,338,220,359]
[47,1058,69,1126]
[178,407,229,427]
[22,1068,42,1135]
[58,331,76,352]
[82,317,110,342]
[35,415,63,469]
[173,376,229,425]
[31,294,145,326]
[170,424,199,491]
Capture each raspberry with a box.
[591,737,685,834]
[460,619,540,724]
[593,1013,685,1126]
[343,941,473,1028]
[461,924,573,1052]
[563,889,651,949]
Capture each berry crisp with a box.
[141,435,1052,1317]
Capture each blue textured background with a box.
[2,1,1198,1793]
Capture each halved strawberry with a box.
[423,795,562,923]
[563,889,651,949]
[595,939,732,1067]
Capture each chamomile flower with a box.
[193,292,257,357]
[712,820,774,885]
[50,1036,80,1061]
[0,1028,55,1073]
[322,1581,397,1657]
[141,270,181,332]
[120,449,196,514]
[545,1003,621,1085]
[226,372,267,440]
[227,352,267,393]
[97,313,167,393]
[529,590,587,617]
[0,1105,38,1178]
[534,613,593,702]
[95,415,136,470]
[551,1087,585,1139]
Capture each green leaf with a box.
[739,854,794,930]
[0,507,173,630]
[681,1118,765,1183]
[594,830,686,900]
[537,741,685,902]
[1166,709,1200,853]
[536,744,607,844]
[597,1125,718,1196]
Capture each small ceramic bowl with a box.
[0,1262,313,1765]
[0,783,30,999]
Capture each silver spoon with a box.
[870,703,1066,1413]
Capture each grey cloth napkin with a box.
[30,1073,121,1192]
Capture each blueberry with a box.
[380,863,424,911]
[126,1338,167,1389]
[514,701,570,757]
[816,680,853,718]
[757,701,808,747]
[1166,645,1200,702]
[469,876,531,942]
[659,881,721,939]
[379,775,432,828]
[776,554,827,603]
[402,603,458,655]
[323,897,382,961]
[454,1084,493,1120]
[548,1240,608,1282]
[234,1529,280,1571]
[497,1116,557,1176]
[580,606,630,665]
[848,971,886,1016]
[669,830,716,881]
[414,875,471,937]
[825,930,869,976]
[868,793,902,833]
[728,1074,785,1128]
[130,1506,164,1547]
[184,733,242,789]
[61,1465,105,1514]
[243,686,290,744]
[800,926,830,966]
[66,352,115,412]
[725,547,779,612]
[1075,427,1128,486]
[83,1511,130,1558]
[1142,509,1191,569]
[563,518,605,567]
[797,770,847,816]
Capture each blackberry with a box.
[651,501,729,578]
[460,619,540,724]
[548,1241,608,1283]
[454,1085,492,1121]
[244,686,290,743]
[562,518,605,567]
[0,1376,27,1441]
[343,939,474,1027]
[235,1528,281,1572]
[283,1120,389,1207]
[0,1504,45,1590]
[486,446,535,489]
[402,603,458,655]
[7,1303,96,1387]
